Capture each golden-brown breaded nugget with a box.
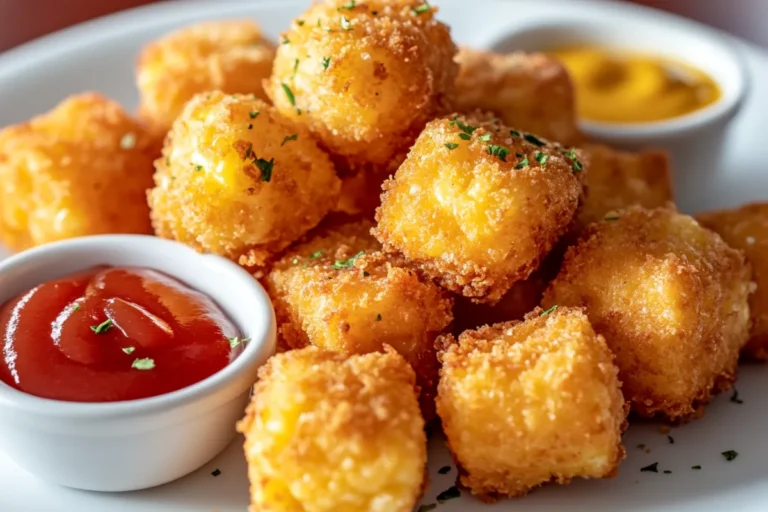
[698,202,768,360]
[265,223,453,420]
[238,347,426,512]
[543,206,752,420]
[336,166,392,218]
[373,113,585,303]
[455,48,583,146]
[266,0,457,172]
[577,144,674,229]
[0,93,158,251]
[148,91,341,267]
[436,307,627,501]
[136,20,275,133]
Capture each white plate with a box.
[1,0,767,510]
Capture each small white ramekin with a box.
[493,13,750,212]
[0,235,275,492]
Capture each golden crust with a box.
[237,347,426,512]
[454,48,583,146]
[136,20,275,133]
[436,307,627,501]
[265,220,453,420]
[0,93,158,251]
[147,91,341,267]
[543,206,752,420]
[266,0,457,173]
[373,113,585,303]
[698,202,768,360]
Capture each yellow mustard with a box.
[548,46,721,124]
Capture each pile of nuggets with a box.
[0,0,765,509]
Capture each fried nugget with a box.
[148,91,341,267]
[577,144,674,230]
[454,48,583,146]
[374,113,585,303]
[238,347,426,512]
[436,307,627,501]
[698,202,768,360]
[266,0,457,173]
[136,20,275,133]
[543,206,752,420]
[0,93,158,251]
[265,220,453,420]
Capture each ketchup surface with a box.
[0,266,243,402]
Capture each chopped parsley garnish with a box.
[640,462,659,473]
[509,129,521,137]
[310,250,323,259]
[540,305,558,316]
[458,133,471,140]
[417,505,437,512]
[281,133,299,146]
[90,319,113,334]
[122,347,135,355]
[293,58,300,76]
[437,465,451,474]
[444,142,459,150]
[249,111,260,119]
[72,304,81,311]
[722,450,738,461]
[692,465,701,470]
[412,2,430,14]
[604,215,620,221]
[478,133,492,142]
[255,158,274,182]
[228,336,250,348]
[534,151,549,167]
[523,133,545,147]
[436,486,461,503]
[514,153,529,169]
[120,132,136,150]
[341,0,356,8]
[194,164,203,172]
[449,116,477,136]
[730,389,743,404]
[563,147,583,173]
[340,15,352,30]
[282,37,290,44]
[131,358,155,371]
[332,250,365,269]
[297,20,305,26]
[668,435,675,444]
[247,123,253,130]
[663,470,672,474]
[376,314,382,321]
[281,83,296,106]
[322,56,331,70]
[211,468,221,477]
[487,144,510,162]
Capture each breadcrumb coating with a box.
[543,206,752,420]
[436,307,627,501]
[237,347,426,512]
[0,93,158,251]
[136,20,275,133]
[698,202,768,360]
[455,48,583,146]
[374,113,585,303]
[147,91,340,267]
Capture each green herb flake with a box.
[122,347,135,355]
[487,144,510,162]
[194,164,203,172]
[228,336,250,348]
[376,314,382,321]
[458,133,471,141]
[509,129,521,137]
[478,133,492,142]
[282,37,290,44]
[437,465,451,474]
[322,56,331,70]
[722,450,738,461]
[281,83,296,106]
[293,58,300,76]
[668,435,675,444]
[436,486,461,503]
[247,123,253,130]
[120,133,136,150]
[523,133,546,147]
[255,158,275,182]
[332,250,365,269]
[165,156,170,166]
[72,304,81,311]
[730,389,744,404]
[444,142,459,150]
[249,111,260,119]
[310,250,323,259]
[341,0,355,9]
[131,358,155,371]
[297,20,305,26]
[692,465,702,470]
[540,305,558,316]
[281,133,299,146]
[90,319,113,334]
[412,2,430,14]
[340,15,352,30]
[534,151,549,167]
[604,215,620,221]
[514,153,529,170]
[449,116,477,136]
[211,468,221,477]
[563,147,583,173]
[641,462,659,473]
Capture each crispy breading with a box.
[454,48,583,146]
[237,347,426,512]
[698,202,768,360]
[136,20,275,133]
[266,0,457,173]
[436,307,627,501]
[543,206,752,420]
[373,113,585,303]
[265,219,453,420]
[0,93,158,251]
[147,91,341,268]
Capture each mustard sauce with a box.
[548,46,721,124]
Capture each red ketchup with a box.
[0,266,244,402]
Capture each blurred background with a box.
[1,0,767,52]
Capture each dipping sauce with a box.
[0,267,244,402]
[548,46,721,123]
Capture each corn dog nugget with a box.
[437,307,627,501]
[374,113,585,303]
[238,347,427,512]
[266,0,457,172]
[265,219,453,420]
[698,202,768,360]
[0,93,158,252]
[148,91,341,267]
[543,206,752,420]
[136,20,275,133]
[455,48,583,146]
